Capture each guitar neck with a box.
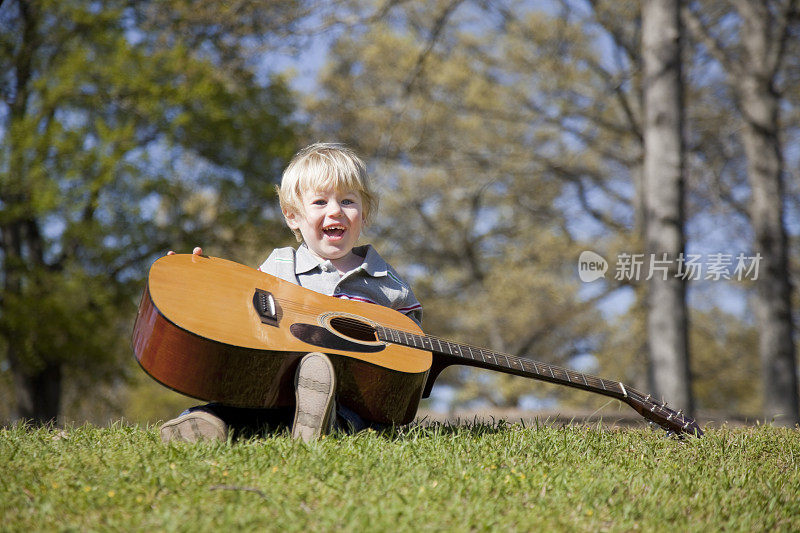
[374,325,628,401]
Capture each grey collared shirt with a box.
[258,244,422,326]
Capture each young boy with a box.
[159,143,422,443]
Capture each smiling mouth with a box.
[323,225,346,238]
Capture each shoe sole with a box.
[159,411,227,443]
[293,352,336,442]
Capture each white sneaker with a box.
[292,352,336,442]
[159,410,228,443]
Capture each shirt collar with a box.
[359,244,389,277]
[294,244,322,274]
[294,243,389,277]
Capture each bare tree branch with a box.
[403,0,465,95]
[682,2,739,77]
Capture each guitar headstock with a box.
[625,387,703,437]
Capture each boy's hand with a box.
[166,247,203,256]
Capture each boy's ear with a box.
[283,208,301,230]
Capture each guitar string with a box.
[270,299,621,393]
[333,314,624,397]
[261,296,699,434]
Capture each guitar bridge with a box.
[253,288,279,326]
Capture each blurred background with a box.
[1,0,798,427]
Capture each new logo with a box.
[578,250,608,282]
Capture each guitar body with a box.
[132,254,431,425]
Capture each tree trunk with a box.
[10,354,63,426]
[737,3,799,426]
[642,0,693,413]
[2,219,63,426]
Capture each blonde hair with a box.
[277,143,378,241]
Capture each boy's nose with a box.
[327,201,343,215]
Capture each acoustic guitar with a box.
[132,253,703,437]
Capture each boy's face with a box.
[285,188,365,262]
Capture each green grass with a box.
[1,422,798,532]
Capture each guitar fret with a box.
[585,375,598,387]
[467,346,477,362]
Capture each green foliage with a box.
[0,0,300,421]
[1,423,798,531]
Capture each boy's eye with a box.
[341,199,354,205]
[312,199,326,205]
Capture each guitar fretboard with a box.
[374,325,627,400]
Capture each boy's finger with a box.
[193,247,203,255]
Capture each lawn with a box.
[1,421,797,531]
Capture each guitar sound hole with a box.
[329,317,378,342]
